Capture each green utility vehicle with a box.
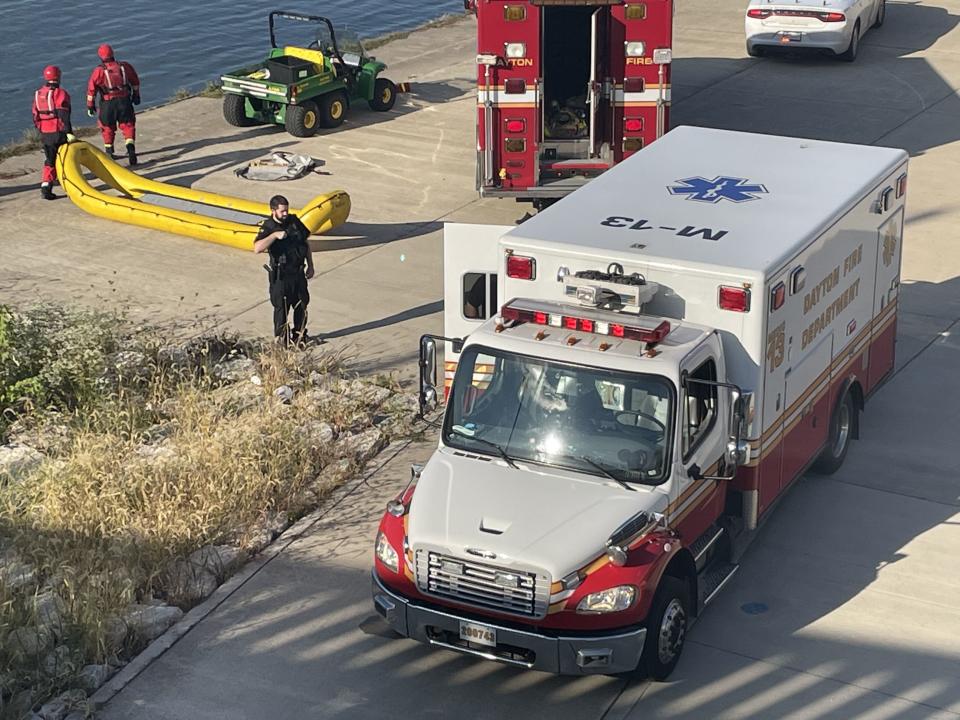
[220,11,398,138]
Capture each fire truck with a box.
[468,0,674,208]
[373,127,907,677]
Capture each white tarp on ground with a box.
[235,152,316,181]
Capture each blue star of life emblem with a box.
[668,176,769,203]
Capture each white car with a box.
[745,0,885,61]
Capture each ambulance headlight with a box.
[375,531,400,573]
[505,42,526,58]
[625,41,646,57]
[576,585,637,614]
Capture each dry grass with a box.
[0,312,411,717]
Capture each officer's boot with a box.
[126,142,137,167]
[41,183,56,201]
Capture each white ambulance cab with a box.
[372,126,907,678]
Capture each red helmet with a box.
[43,65,61,83]
[97,43,114,61]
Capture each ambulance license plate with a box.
[459,621,497,648]
[779,31,803,43]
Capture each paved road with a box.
[4,1,958,718]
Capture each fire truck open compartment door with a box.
[589,7,609,160]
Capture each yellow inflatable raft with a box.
[55,141,350,251]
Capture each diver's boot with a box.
[126,142,137,167]
[41,184,56,201]
[104,143,114,158]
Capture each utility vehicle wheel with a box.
[874,0,886,27]
[813,390,857,475]
[285,101,320,138]
[839,23,860,62]
[642,577,689,681]
[370,78,397,112]
[223,95,256,127]
[319,92,348,128]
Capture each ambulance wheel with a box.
[839,22,860,62]
[814,390,856,475]
[223,95,256,127]
[286,101,320,138]
[641,577,689,681]
[319,92,348,128]
[370,78,397,112]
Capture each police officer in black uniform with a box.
[254,195,315,346]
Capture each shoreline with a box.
[0,11,469,162]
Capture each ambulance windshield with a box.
[443,346,674,485]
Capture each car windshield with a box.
[443,346,674,485]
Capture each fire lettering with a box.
[801,279,860,350]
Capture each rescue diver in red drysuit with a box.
[32,65,74,200]
[87,44,141,166]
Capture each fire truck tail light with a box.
[623,138,644,152]
[505,42,526,58]
[506,255,536,280]
[623,77,645,93]
[624,118,643,133]
[719,285,751,312]
[503,5,526,21]
[625,4,647,20]
[505,119,526,133]
[625,41,646,57]
[504,78,527,94]
[505,138,526,153]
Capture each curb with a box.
[89,434,421,711]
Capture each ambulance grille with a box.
[416,550,549,618]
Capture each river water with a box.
[1,0,465,144]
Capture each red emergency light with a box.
[506,255,536,279]
[505,119,526,133]
[624,118,643,133]
[501,302,671,344]
[719,285,751,312]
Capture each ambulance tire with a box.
[641,577,689,681]
[223,95,256,127]
[839,22,860,62]
[814,390,856,475]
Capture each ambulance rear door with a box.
[442,223,511,394]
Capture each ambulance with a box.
[372,127,907,677]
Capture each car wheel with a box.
[873,0,886,27]
[813,390,857,475]
[839,22,860,62]
[641,577,689,681]
[285,101,320,138]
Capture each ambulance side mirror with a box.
[682,377,749,481]
[418,334,463,417]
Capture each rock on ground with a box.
[0,443,44,482]
[123,604,183,642]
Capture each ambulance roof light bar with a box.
[499,299,671,345]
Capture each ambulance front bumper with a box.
[372,571,646,675]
